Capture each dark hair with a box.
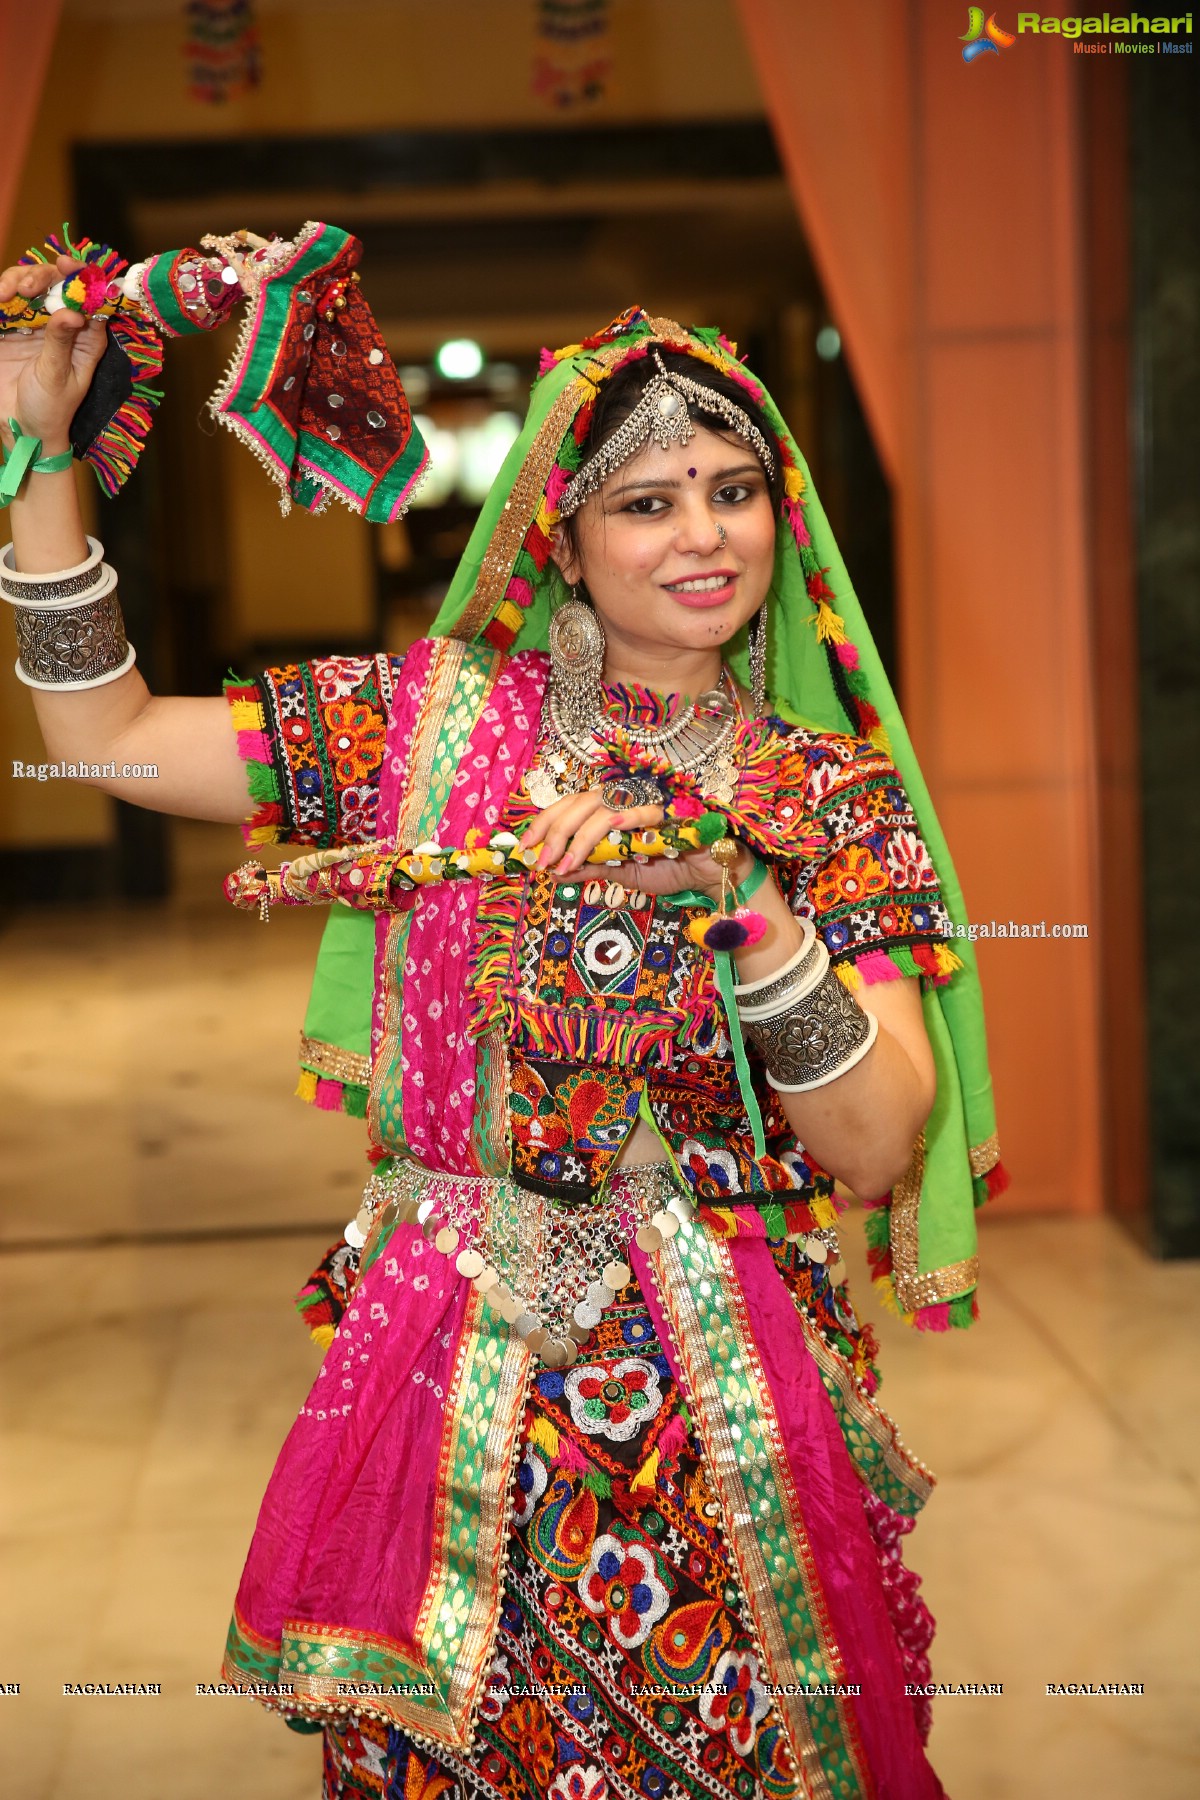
[558,346,785,569]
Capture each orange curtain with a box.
[0,0,64,257]
[736,0,1113,1214]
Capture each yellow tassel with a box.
[247,823,280,846]
[310,1323,335,1350]
[934,944,964,978]
[630,1446,659,1493]
[834,961,863,992]
[295,1069,319,1104]
[529,1416,560,1459]
[811,601,848,646]
[228,699,264,730]
[810,1196,839,1231]
[709,1207,740,1238]
[871,1271,914,1323]
[495,598,525,635]
[783,464,806,500]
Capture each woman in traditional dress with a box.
[1,245,1002,1800]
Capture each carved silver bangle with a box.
[0,535,105,606]
[11,572,136,690]
[734,921,828,1022]
[742,964,879,1092]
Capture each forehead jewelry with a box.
[558,350,776,520]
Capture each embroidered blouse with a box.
[245,650,956,1208]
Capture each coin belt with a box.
[342,1160,693,1369]
[342,1162,844,1364]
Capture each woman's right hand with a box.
[0,254,108,453]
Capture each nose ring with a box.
[715,520,727,548]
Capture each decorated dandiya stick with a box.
[224,820,711,917]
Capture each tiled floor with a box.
[2,822,1198,1799]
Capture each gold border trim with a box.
[797,1314,935,1508]
[969,1133,1001,1178]
[889,1131,981,1312]
[298,1033,370,1087]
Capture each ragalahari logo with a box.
[961,7,1017,58]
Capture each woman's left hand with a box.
[518,790,755,901]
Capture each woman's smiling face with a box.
[554,424,777,672]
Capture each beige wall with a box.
[1,0,762,846]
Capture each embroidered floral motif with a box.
[698,1649,772,1756]
[498,1696,556,1788]
[324,698,387,785]
[563,1358,664,1442]
[579,1531,672,1648]
[313,655,375,703]
[547,1765,607,1800]
[809,842,889,911]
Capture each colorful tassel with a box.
[529,1416,560,1460]
[552,1433,592,1477]
[629,1446,659,1493]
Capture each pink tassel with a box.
[552,1434,591,1476]
[913,1302,953,1332]
[544,463,572,511]
[854,950,906,986]
[313,1077,344,1112]
[654,1411,689,1471]
[236,729,272,760]
[505,576,534,607]
[835,641,860,669]
[783,496,811,548]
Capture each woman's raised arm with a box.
[1,252,249,823]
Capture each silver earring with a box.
[549,587,605,739]
[749,602,768,716]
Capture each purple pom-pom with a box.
[703,917,751,950]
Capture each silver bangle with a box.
[0,536,105,606]
[734,922,829,1023]
[12,575,136,690]
[743,963,878,1091]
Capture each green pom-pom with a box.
[695,812,728,845]
[285,1717,324,1735]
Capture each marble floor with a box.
[2,821,1198,1800]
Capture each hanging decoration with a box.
[0,221,428,523]
[532,0,612,108]
[184,0,262,105]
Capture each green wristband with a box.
[0,418,73,508]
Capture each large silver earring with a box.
[549,587,605,739]
[749,602,768,717]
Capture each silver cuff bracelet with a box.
[13,583,135,690]
[743,963,878,1092]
